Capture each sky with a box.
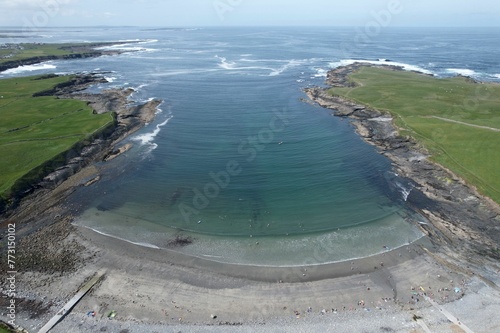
[0,0,499,27]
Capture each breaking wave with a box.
[132,115,173,151]
[330,59,433,75]
[1,62,56,74]
[446,68,478,76]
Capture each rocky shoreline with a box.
[0,70,163,331]
[0,73,161,229]
[305,63,500,262]
[0,68,158,331]
[0,63,499,333]
[37,75,162,190]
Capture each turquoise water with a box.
[4,27,499,265]
[91,96,402,237]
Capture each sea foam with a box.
[330,59,433,75]
[395,181,414,201]
[313,68,328,78]
[95,41,157,53]
[446,68,478,76]
[151,69,219,77]
[215,55,237,70]
[215,55,271,74]
[268,59,303,76]
[1,62,56,74]
[133,115,173,147]
[82,226,160,249]
[217,55,307,76]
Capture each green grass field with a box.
[0,75,113,199]
[0,43,103,66]
[0,326,14,333]
[328,66,500,203]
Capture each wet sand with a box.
[3,218,499,332]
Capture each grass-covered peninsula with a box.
[0,75,114,203]
[0,42,127,72]
[327,66,500,203]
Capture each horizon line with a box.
[1,25,500,29]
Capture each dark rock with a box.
[1,72,162,214]
[304,62,500,258]
[167,235,194,248]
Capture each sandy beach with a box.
[2,216,499,333]
[1,63,500,333]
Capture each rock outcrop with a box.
[305,63,500,259]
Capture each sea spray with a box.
[132,100,172,152]
[395,181,414,201]
[384,171,415,202]
[133,115,173,147]
[1,62,56,75]
[446,68,478,76]
[329,59,433,75]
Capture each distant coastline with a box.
[0,41,136,73]
[0,38,499,332]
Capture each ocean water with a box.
[2,27,499,266]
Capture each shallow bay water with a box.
[3,27,499,265]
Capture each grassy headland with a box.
[0,74,113,202]
[328,66,500,203]
[0,326,15,333]
[0,42,127,72]
[0,43,87,62]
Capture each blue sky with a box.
[0,0,499,27]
